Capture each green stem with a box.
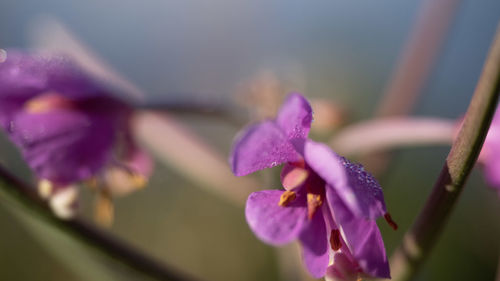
[389,23,500,281]
[0,165,200,281]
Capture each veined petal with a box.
[245,190,307,245]
[326,188,390,279]
[231,121,300,176]
[276,93,313,140]
[299,209,329,278]
[304,140,386,219]
[10,108,115,185]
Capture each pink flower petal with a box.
[231,121,300,176]
[245,190,307,245]
[276,93,313,140]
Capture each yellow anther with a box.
[95,190,114,227]
[38,179,53,199]
[278,190,297,207]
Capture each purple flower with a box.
[0,50,152,218]
[480,109,500,197]
[231,93,396,279]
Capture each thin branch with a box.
[361,0,461,175]
[138,100,246,127]
[389,23,500,281]
[376,0,461,116]
[330,117,455,156]
[0,164,201,281]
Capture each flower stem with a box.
[0,164,200,281]
[330,117,456,156]
[137,100,246,127]
[389,23,500,281]
[375,0,461,116]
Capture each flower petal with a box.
[325,253,360,281]
[231,121,300,176]
[10,108,115,185]
[0,50,101,101]
[276,93,313,140]
[326,188,390,279]
[245,190,307,245]
[304,140,386,219]
[299,210,329,278]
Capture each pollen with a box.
[384,212,398,231]
[307,192,323,219]
[278,190,297,207]
[330,229,342,251]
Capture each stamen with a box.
[38,179,53,199]
[307,193,323,219]
[95,190,114,227]
[384,213,398,230]
[278,190,296,207]
[330,229,341,251]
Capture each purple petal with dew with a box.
[0,50,48,101]
[245,190,307,245]
[276,93,313,140]
[231,121,301,176]
[0,50,102,102]
[299,209,329,278]
[304,140,386,219]
[10,108,116,185]
[326,187,390,279]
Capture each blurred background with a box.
[1,0,500,280]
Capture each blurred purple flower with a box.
[0,50,152,218]
[480,109,500,197]
[231,93,396,279]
